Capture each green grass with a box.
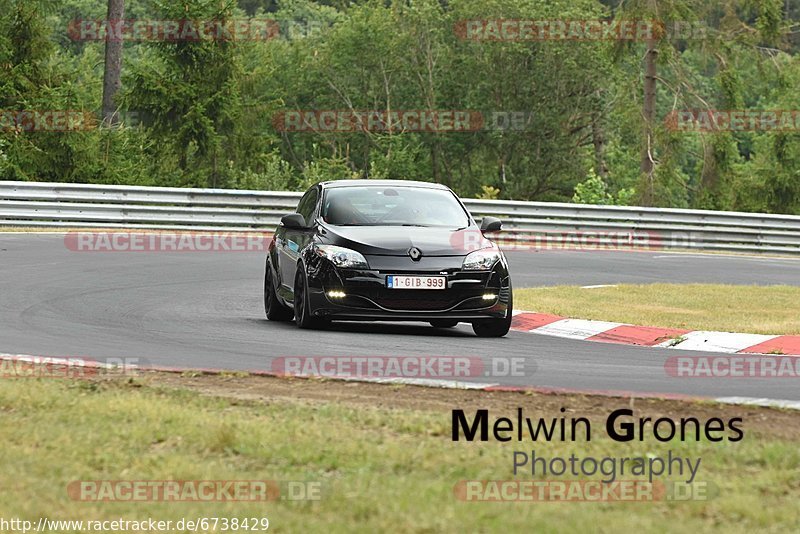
[0,377,798,532]
[515,284,800,335]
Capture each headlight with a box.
[315,245,369,269]
[462,249,500,271]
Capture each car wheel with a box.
[430,320,459,328]
[294,267,327,329]
[472,286,512,338]
[264,264,293,321]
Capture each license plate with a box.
[386,275,446,290]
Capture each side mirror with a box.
[480,216,502,233]
[281,213,307,229]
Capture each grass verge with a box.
[515,284,800,335]
[0,372,798,532]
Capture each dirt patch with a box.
[126,370,800,441]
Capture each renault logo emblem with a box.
[408,247,422,261]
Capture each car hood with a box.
[320,224,484,256]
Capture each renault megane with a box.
[264,180,513,337]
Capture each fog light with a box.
[482,293,497,300]
[327,290,346,298]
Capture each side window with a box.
[296,188,319,224]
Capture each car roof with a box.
[319,179,450,191]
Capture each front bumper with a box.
[305,254,511,321]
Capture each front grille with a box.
[368,289,486,311]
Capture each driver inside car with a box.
[324,196,364,225]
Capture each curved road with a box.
[1,233,799,400]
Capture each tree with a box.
[101,0,125,125]
[640,0,658,204]
[124,0,244,187]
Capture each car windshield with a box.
[322,186,471,228]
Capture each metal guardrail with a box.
[1,180,799,254]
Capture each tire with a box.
[472,285,512,338]
[430,320,459,328]
[264,264,293,321]
[294,267,327,329]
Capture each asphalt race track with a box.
[1,233,799,400]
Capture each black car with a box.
[264,180,513,337]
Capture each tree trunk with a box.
[640,31,658,205]
[591,117,608,179]
[101,0,125,126]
